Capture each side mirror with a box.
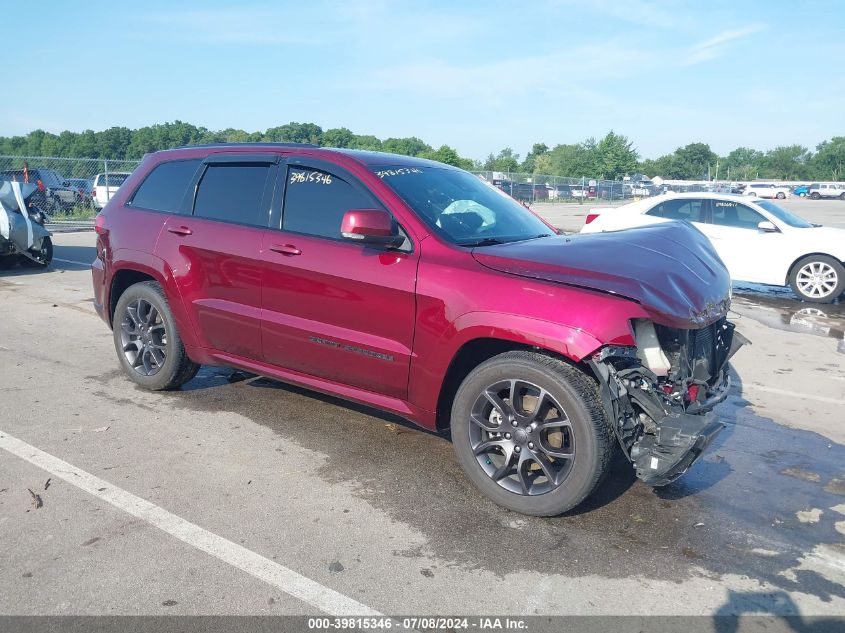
[757,220,778,232]
[341,209,403,247]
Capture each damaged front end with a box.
[588,317,748,486]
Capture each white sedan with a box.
[581,193,845,303]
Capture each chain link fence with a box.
[471,171,654,203]
[0,155,141,230]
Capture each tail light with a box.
[94,213,107,235]
[585,213,600,224]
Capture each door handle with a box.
[270,244,302,256]
[167,226,193,236]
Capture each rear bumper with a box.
[91,258,109,326]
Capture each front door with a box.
[260,160,418,399]
[698,199,785,284]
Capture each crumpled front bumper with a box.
[630,412,724,486]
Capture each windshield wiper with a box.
[460,237,505,247]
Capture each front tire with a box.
[19,237,53,268]
[789,255,845,303]
[113,281,200,390]
[450,351,613,516]
[810,192,821,200]
[776,192,785,199]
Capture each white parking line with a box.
[0,430,381,617]
[53,258,91,267]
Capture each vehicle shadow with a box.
[713,590,843,632]
[53,244,96,265]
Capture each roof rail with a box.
[170,142,320,150]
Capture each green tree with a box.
[593,131,638,179]
[521,142,549,172]
[483,147,521,172]
[264,122,323,145]
[322,127,356,148]
[761,145,811,180]
[812,137,845,180]
[419,145,473,169]
[721,147,764,180]
[662,143,718,179]
[381,137,431,156]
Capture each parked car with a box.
[67,178,94,206]
[808,182,845,200]
[0,180,53,269]
[582,192,845,302]
[792,184,810,197]
[741,183,791,199]
[0,167,80,211]
[92,144,744,516]
[92,172,132,209]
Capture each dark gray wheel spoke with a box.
[120,298,167,377]
[539,441,575,459]
[470,412,501,432]
[468,377,576,496]
[491,448,516,481]
[473,438,510,456]
[483,389,511,417]
[536,417,572,432]
[530,451,559,485]
[516,453,532,494]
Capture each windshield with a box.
[752,200,813,228]
[373,166,552,245]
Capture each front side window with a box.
[282,167,375,239]
[130,159,201,213]
[710,200,764,229]
[646,198,704,222]
[373,166,551,246]
[752,200,812,228]
[193,164,270,225]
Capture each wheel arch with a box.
[109,267,158,325]
[433,336,596,434]
[107,259,199,349]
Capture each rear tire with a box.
[789,255,845,303]
[19,237,53,268]
[113,281,200,390]
[810,192,821,200]
[776,192,785,199]
[450,351,613,516]
[840,192,845,200]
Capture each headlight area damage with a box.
[588,317,749,486]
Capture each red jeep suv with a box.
[92,143,745,516]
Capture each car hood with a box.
[472,222,731,329]
[801,225,845,251]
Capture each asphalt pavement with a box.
[0,231,843,623]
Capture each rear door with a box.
[260,158,418,398]
[701,199,786,284]
[155,154,277,360]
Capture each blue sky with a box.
[3,0,842,160]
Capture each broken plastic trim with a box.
[587,345,730,487]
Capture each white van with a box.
[92,172,131,209]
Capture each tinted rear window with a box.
[129,159,200,213]
[193,164,270,226]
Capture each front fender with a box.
[407,310,612,421]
